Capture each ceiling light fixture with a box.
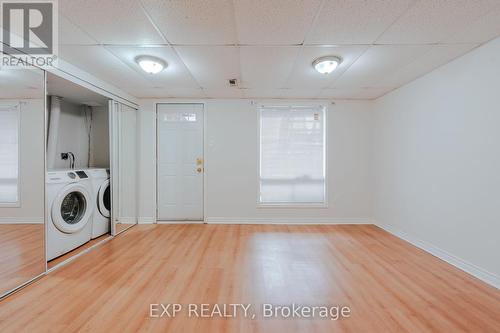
[135,55,167,74]
[312,56,342,74]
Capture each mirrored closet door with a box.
[0,64,46,298]
[109,101,138,235]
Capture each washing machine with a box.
[46,170,94,261]
[85,168,111,238]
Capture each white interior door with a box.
[157,104,204,221]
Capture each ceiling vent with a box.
[228,78,238,87]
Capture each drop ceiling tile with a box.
[129,87,206,99]
[242,88,285,99]
[59,45,151,90]
[141,0,237,44]
[240,46,299,89]
[445,6,500,43]
[319,87,392,100]
[105,46,200,89]
[380,43,480,87]
[59,0,163,44]
[203,88,244,98]
[234,0,321,45]
[306,0,414,44]
[0,66,44,98]
[0,64,43,88]
[59,15,97,45]
[377,0,500,44]
[286,45,368,89]
[333,45,432,88]
[175,46,240,88]
[278,88,322,99]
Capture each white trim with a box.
[0,217,44,224]
[257,203,328,208]
[377,222,500,290]
[157,220,205,224]
[205,217,373,225]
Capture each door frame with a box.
[155,103,206,223]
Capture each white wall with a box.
[373,37,500,285]
[50,100,109,170]
[138,99,373,224]
[89,106,110,168]
[52,100,89,169]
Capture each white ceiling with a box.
[58,0,500,100]
[0,56,45,99]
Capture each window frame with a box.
[257,103,328,208]
[0,103,21,208]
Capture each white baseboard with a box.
[205,217,373,225]
[138,217,155,224]
[377,222,500,290]
[0,217,44,224]
[157,220,204,224]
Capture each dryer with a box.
[46,170,94,261]
[85,168,111,238]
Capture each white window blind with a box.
[0,104,20,204]
[259,106,326,204]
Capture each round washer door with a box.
[51,183,93,234]
[97,179,110,218]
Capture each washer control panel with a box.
[75,171,89,179]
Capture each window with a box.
[0,104,20,205]
[259,105,326,205]
[161,112,197,122]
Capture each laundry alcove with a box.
[0,61,140,299]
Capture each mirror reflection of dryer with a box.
[46,170,94,261]
[84,168,111,238]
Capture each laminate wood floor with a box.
[0,224,499,332]
[47,233,111,269]
[0,224,45,296]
